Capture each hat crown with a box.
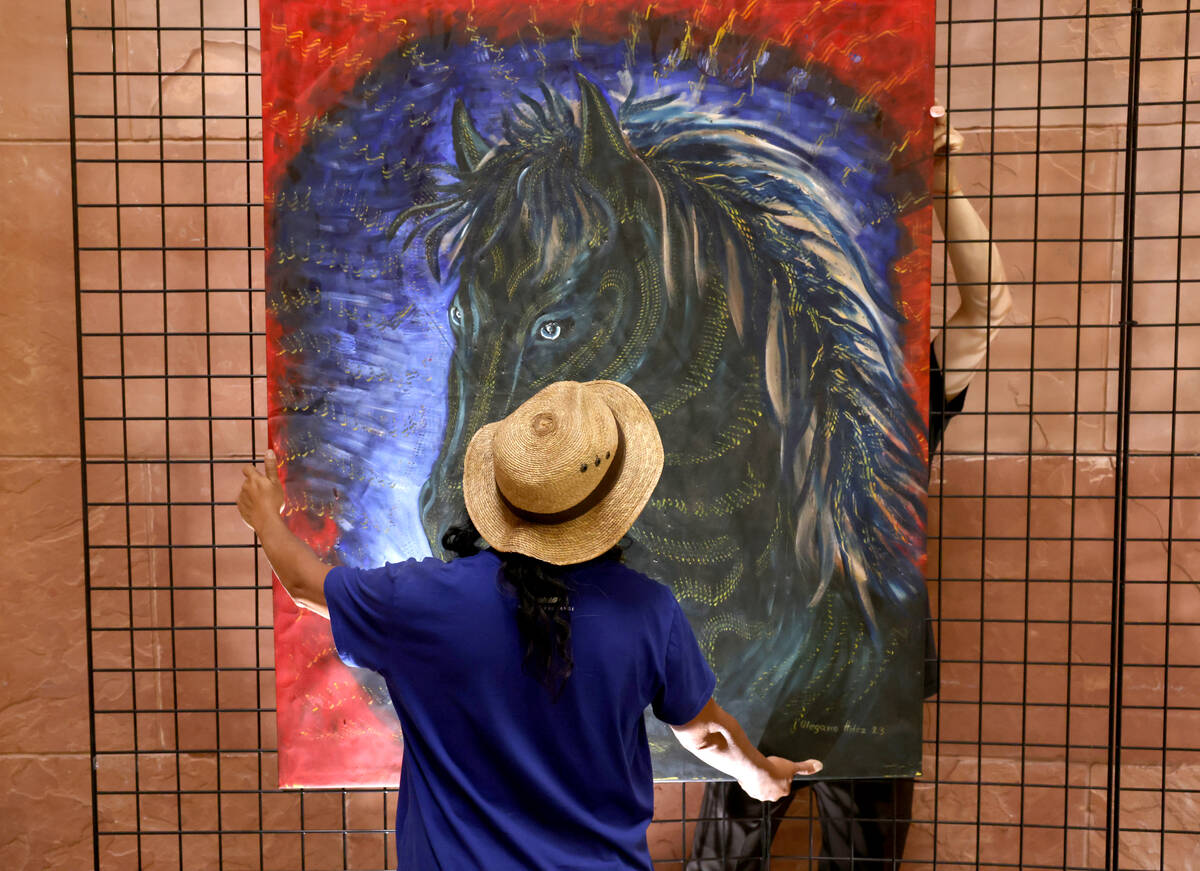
[492,382,620,515]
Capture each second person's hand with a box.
[931,104,966,197]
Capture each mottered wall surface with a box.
[1,1,1198,869]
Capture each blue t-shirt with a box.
[324,550,716,870]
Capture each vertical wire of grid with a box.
[1019,4,1046,869]
[238,0,266,864]
[976,2,998,866]
[1160,6,1195,865]
[64,1,1197,870]
[1063,2,1095,866]
[1157,7,1195,867]
[1106,5,1141,870]
[929,4,954,869]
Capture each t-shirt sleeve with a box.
[651,594,717,726]
[324,564,397,672]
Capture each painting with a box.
[261,0,934,787]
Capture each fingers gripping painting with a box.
[262,0,934,786]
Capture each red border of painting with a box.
[260,0,934,788]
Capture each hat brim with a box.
[462,380,664,566]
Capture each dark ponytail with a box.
[441,520,621,700]
[498,551,575,700]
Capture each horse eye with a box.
[448,304,463,327]
[537,320,562,341]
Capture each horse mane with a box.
[396,82,616,286]
[403,75,927,638]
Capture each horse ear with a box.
[452,99,490,172]
[576,74,636,171]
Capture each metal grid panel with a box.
[65,0,1197,867]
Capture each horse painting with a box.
[265,16,932,783]
[405,76,926,775]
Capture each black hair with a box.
[441,519,621,700]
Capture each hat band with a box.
[497,425,626,526]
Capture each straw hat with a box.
[463,380,664,565]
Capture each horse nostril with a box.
[418,478,441,544]
[419,464,466,558]
[418,476,434,517]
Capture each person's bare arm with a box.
[931,106,1014,398]
[669,698,822,801]
[236,450,331,617]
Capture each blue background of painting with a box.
[268,36,909,573]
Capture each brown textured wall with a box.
[0,1,95,869]
[916,6,1199,868]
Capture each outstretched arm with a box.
[931,105,1014,399]
[237,449,331,617]
[669,698,822,801]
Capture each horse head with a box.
[417,76,721,552]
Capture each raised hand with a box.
[931,105,965,196]
[237,448,285,534]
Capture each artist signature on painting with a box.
[792,719,888,737]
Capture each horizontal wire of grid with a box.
[66,0,1199,868]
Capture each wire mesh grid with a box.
[65,0,1198,868]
